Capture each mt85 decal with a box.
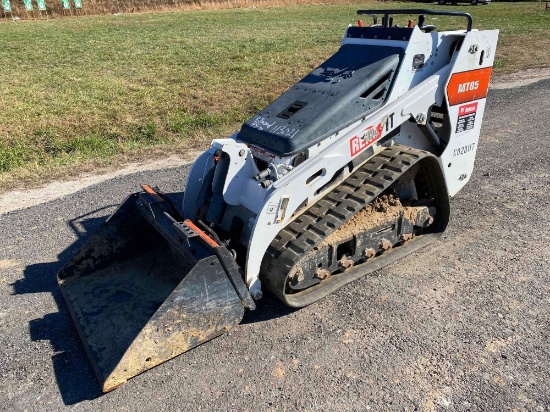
[447,68,493,106]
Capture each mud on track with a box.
[0,80,549,411]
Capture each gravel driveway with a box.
[0,79,548,411]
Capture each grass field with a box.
[0,2,549,188]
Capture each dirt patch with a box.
[491,67,550,90]
[0,259,22,270]
[404,206,422,223]
[272,363,286,379]
[317,195,404,249]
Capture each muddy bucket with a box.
[58,190,254,392]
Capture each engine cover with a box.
[238,43,403,157]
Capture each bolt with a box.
[239,149,246,157]
[415,113,427,125]
[251,290,263,300]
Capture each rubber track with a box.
[261,144,442,307]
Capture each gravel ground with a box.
[0,80,549,412]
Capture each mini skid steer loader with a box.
[58,9,499,391]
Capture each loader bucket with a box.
[58,191,254,392]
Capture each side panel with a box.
[440,29,499,196]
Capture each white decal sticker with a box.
[250,117,275,131]
[266,203,278,214]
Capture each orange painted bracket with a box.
[140,184,164,202]
[184,219,220,248]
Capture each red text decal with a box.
[349,123,383,157]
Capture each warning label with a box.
[456,102,478,133]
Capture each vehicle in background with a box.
[438,0,491,5]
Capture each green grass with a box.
[0,2,549,186]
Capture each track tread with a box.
[261,144,441,306]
